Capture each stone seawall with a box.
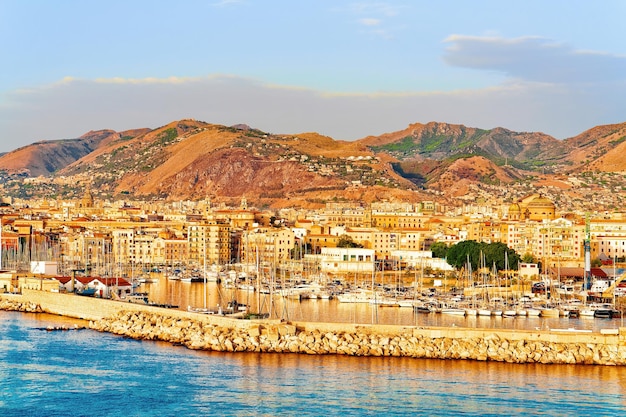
[3,290,626,365]
[88,310,626,365]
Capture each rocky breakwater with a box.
[0,297,43,313]
[90,310,626,365]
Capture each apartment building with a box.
[241,228,295,267]
[187,222,232,266]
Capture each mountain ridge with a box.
[1,119,625,207]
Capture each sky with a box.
[1,0,625,152]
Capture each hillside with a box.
[1,119,626,208]
[359,121,626,187]
[52,120,412,205]
[359,122,565,170]
[562,123,626,172]
[0,130,137,177]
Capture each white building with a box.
[312,247,375,274]
[519,263,540,280]
[390,250,454,271]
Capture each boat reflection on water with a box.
[137,278,624,332]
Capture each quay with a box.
[2,289,626,365]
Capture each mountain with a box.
[561,123,626,171]
[1,119,626,207]
[359,122,563,166]
[358,121,626,190]
[49,119,419,205]
[0,128,149,177]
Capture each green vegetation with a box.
[445,240,520,272]
[372,132,454,155]
[479,169,499,185]
[453,129,488,150]
[419,134,448,152]
[609,136,626,146]
[156,128,178,146]
[430,242,448,259]
[337,234,363,248]
[110,145,128,158]
[371,136,415,156]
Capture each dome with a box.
[525,195,556,221]
[509,203,521,212]
[527,195,555,208]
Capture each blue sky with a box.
[1,0,625,152]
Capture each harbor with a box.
[3,286,626,366]
[134,274,626,333]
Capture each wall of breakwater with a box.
[3,290,626,365]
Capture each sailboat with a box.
[464,255,477,316]
[502,253,517,317]
[477,252,493,316]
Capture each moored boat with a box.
[441,307,466,315]
[593,304,621,318]
[337,289,379,303]
[539,308,559,318]
[413,302,433,314]
[526,308,541,317]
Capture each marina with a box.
[136,277,626,333]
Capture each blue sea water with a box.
[1,311,625,417]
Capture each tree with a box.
[445,240,520,272]
[269,216,283,227]
[336,234,363,248]
[446,240,481,270]
[481,241,520,271]
[430,242,448,259]
[591,257,603,267]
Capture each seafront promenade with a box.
[2,289,626,365]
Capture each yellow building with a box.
[19,276,60,292]
[508,194,556,221]
[0,272,17,292]
[187,222,233,266]
[242,228,295,266]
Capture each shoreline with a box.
[2,291,626,365]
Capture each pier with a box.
[2,289,626,365]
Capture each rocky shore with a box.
[0,297,43,313]
[3,296,625,365]
[89,309,626,365]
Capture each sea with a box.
[1,310,626,417]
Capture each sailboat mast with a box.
[0,215,3,271]
[203,225,207,310]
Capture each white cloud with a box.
[359,18,381,26]
[443,35,626,84]
[336,2,405,39]
[1,72,624,152]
